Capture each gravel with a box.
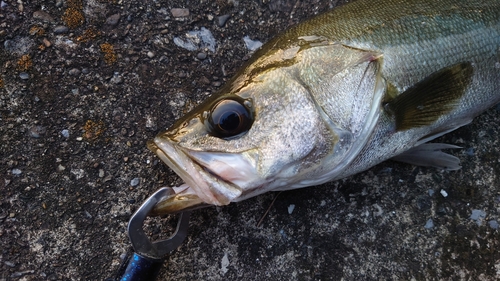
[1,0,499,280]
[171,8,190,18]
[105,13,121,26]
[217,14,231,27]
[32,10,55,23]
[53,25,69,34]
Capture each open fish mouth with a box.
[147,136,260,215]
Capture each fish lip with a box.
[148,136,242,206]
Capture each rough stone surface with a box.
[1,0,499,280]
[171,8,190,18]
[32,10,55,23]
[53,25,68,34]
[105,13,121,26]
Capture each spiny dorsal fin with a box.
[385,62,473,131]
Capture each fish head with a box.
[148,41,384,215]
[148,68,341,214]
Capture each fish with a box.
[147,0,500,215]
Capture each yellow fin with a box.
[385,62,473,131]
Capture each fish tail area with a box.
[391,143,462,170]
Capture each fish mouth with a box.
[147,136,258,215]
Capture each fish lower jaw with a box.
[150,184,209,216]
[149,137,243,209]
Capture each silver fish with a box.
[147,0,500,215]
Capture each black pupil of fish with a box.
[209,99,252,138]
[217,111,241,132]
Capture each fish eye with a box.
[206,98,253,139]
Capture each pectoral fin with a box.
[385,62,473,131]
[392,143,462,170]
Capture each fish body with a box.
[148,0,500,214]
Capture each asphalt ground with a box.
[1,0,499,280]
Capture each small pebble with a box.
[171,8,189,17]
[4,37,34,55]
[98,169,104,178]
[11,270,34,278]
[424,218,434,229]
[428,189,434,196]
[470,209,486,220]
[470,209,487,226]
[4,261,15,267]
[378,167,392,176]
[197,52,207,60]
[465,147,475,156]
[55,0,63,7]
[130,178,140,187]
[200,76,210,85]
[440,189,448,197]
[9,212,15,217]
[173,27,216,52]
[147,51,155,58]
[488,220,499,229]
[19,72,29,80]
[68,68,80,76]
[288,204,295,214]
[128,199,136,204]
[110,73,123,84]
[84,210,92,219]
[53,26,69,34]
[221,253,230,274]
[42,38,51,47]
[33,10,55,23]
[30,125,46,138]
[243,36,263,51]
[217,14,230,27]
[61,129,69,138]
[82,68,90,74]
[105,13,121,26]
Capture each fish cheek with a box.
[251,92,323,180]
